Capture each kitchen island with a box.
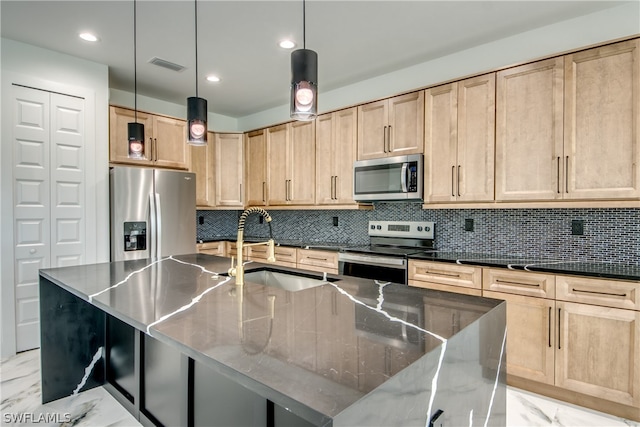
[39,253,506,426]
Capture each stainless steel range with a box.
[339,221,435,284]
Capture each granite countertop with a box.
[40,254,503,425]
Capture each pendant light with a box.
[187,0,208,145]
[290,0,318,121]
[128,0,145,159]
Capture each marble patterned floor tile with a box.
[3,349,640,426]
[1,349,140,427]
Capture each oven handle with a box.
[338,252,407,269]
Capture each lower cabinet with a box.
[197,241,226,256]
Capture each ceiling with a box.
[0,1,632,118]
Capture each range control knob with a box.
[417,226,423,232]
[370,225,375,230]
[425,226,431,232]
[376,225,382,230]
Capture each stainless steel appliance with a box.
[339,220,435,284]
[353,154,423,202]
[110,166,196,261]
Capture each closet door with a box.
[11,86,87,351]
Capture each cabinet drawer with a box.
[297,249,339,274]
[556,275,640,310]
[483,268,555,299]
[247,245,297,268]
[408,260,482,290]
[197,241,226,256]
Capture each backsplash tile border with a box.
[197,205,639,266]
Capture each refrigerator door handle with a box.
[155,192,162,258]
[149,192,157,258]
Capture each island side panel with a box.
[39,276,105,403]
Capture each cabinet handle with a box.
[565,156,569,193]
[556,157,561,194]
[239,184,242,203]
[423,269,460,278]
[307,256,329,261]
[451,166,456,197]
[149,137,154,161]
[457,165,461,197]
[334,176,339,200]
[571,288,627,298]
[557,308,561,350]
[388,125,393,152]
[285,180,289,201]
[154,138,158,161]
[495,279,541,288]
[383,126,388,152]
[331,176,336,200]
[262,182,266,202]
[548,307,552,348]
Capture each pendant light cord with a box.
[133,0,138,122]
[302,0,306,49]
[194,0,199,97]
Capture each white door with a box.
[11,86,86,351]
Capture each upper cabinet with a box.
[357,92,424,160]
[267,121,316,206]
[496,39,640,201]
[425,74,495,203]
[109,106,190,170]
[190,132,244,209]
[245,130,268,206]
[316,108,358,205]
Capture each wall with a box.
[1,38,110,358]
[197,206,640,266]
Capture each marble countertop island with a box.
[39,254,507,426]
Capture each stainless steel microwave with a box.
[353,154,423,202]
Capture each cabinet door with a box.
[215,133,244,207]
[357,99,387,160]
[424,83,457,202]
[289,120,316,205]
[388,91,424,156]
[191,132,214,207]
[564,39,640,200]
[457,73,495,201]
[267,124,289,205]
[109,106,154,165]
[245,130,267,206]
[495,58,564,201]
[315,113,334,204]
[152,115,189,169]
[555,301,640,407]
[484,291,556,385]
[333,108,358,204]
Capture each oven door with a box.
[338,252,407,284]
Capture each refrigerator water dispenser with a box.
[124,221,147,251]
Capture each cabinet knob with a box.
[30,248,36,254]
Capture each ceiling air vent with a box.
[148,57,187,72]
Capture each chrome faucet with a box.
[228,207,275,286]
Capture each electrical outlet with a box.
[198,216,204,225]
[464,218,474,232]
[571,219,584,235]
[333,216,339,227]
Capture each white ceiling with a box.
[0,1,632,118]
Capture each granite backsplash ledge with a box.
[197,205,640,266]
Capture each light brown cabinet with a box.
[196,241,226,257]
[191,132,215,207]
[109,106,190,170]
[245,130,268,206]
[425,74,495,202]
[408,259,482,296]
[316,108,358,205]
[296,249,339,274]
[214,133,244,208]
[267,121,315,206]
[496,39,640,202]
[357,92,424,160]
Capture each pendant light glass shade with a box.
[128,0,145,159]
[187,96,208,145]
[290,49,318,121]
[128,122,145,158]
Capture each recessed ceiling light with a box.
[206,75,220,83]
[79,32,99,42]
[279,40,296,49]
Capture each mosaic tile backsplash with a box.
[197,204,639,266]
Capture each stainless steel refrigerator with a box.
[110,166,196,261]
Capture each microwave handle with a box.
[401,163,408,192]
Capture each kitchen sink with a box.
[242,268,338,292]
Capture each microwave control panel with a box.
[408,163,418,192]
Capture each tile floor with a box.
[1,349,638,426]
